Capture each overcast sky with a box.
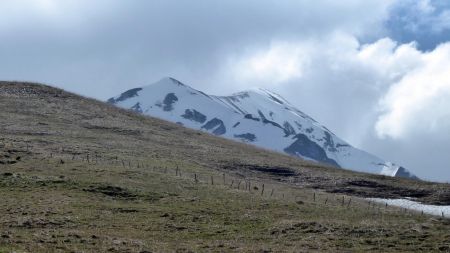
[1,0,450,182]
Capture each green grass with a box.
[1,149,449,252]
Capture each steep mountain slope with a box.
[109,77,416,179]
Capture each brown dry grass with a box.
[0,81,449,252]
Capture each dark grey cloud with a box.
[0,0,391,97]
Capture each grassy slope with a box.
[0,82,449,252]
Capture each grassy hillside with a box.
[0,82,449,252]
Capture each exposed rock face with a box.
[395,167,420,180]
[283,122,296,137]
[234,133,256,142]
[244,114,260,121]
[182,109,207,123]
[323,131,337,152]
[131,102,143,113]
[162,93,178,111]
[284,134,339,167]
[108,88,142,104]
[202,118,226,135]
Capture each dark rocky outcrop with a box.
[181,109,207,123]
[395,167,420,180]
[168,77,185,86]
[131,102,143,113]
[284,134,339,167]
[323,131,337,152]
[283,122,296,137]
[162,93,178,111]
[258,110,284,129]
[107,88,142,104]
[202,118,226,135]
[244,114,260,121]
[267,94,284,105]
[234,133,256,142]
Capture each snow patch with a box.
[368,198,450,217]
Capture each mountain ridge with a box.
[108,77,418,179]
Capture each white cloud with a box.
[230,41,310,85]
[376,43,450,138]
[226,34,450,143]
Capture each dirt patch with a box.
[84,185,138,200]
[84,185,164,202]
[223,163,298,177]
[111,208,140,213]
[322,179,433,201]
[422,192,450,205]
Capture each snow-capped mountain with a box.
[108,77,417,179]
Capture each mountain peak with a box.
[108,77,417,179]
[161,77,186,86]
[146,77,188,89]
